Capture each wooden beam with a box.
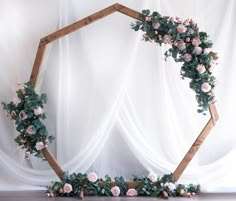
[117,5,143,21]
[30,41,46,83]
[42,148,64,180]
[40,3,140,46]
[172,118,216,181]
[209,103,219,125]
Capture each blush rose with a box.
[201,82,212,92]
[177,24,187,33]
[147,172,158,182]
[87,172,98,183]
[63,183,73,193]
[35,141,44,151]
[196,64,206,74]
[126,188,138,197]
[183,54,192,62]
[111,186,120,197]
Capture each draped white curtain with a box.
[1,0,236,192]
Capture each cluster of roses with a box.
[132,10,218,113]
[47,172,198,199]
[2,82,54,159]
[47,172,139,197]
[18,106,47,155]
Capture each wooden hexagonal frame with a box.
[29,3,219,182]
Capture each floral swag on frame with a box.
[2,8,218,199]
[131,9,218,114]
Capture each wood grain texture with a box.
[117,5,142,20]
[42,148,64,180]
[172,118,215,181]
[30,41,46,83]
[40,3,142,46]
[209,103,219,125]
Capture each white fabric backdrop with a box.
[1,0,236,192]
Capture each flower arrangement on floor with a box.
[131,10,218,114]
[46,172,199,199]
[2,82,54,159]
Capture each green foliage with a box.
[114,176,128,195]
[131,10,218,114]
[47,172,199,199]
[2,82,54,159]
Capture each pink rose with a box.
[192,37,201,46]
[87,172,98,183]
[35,141,44,151]
[147,172,158,182]
[185,37,190,42]
[158,35,162,40]
[209,64,216,73]
[163,34,171,44]
[164,182,175,191]
[184,54,192,62]
[196,64,206,74]
[177,24,187,33]
[203,48,212,54]
[190,19,196,26]
[145,17,151,22]
[63,183,73,193]
[154,31,158,35]
[111,186,120,196]
[152,22,160,29]
[19,110,27,120]
[177,40,186,51]
[180,189,185,196]
[169,17,174,22]
[201,82,212,92]
[126,188,138,197]
[193,46,202,55]
[184,19,190,25]
[186,192,192,198]
[177,19,183,24]
[26,125,36,135]
[59,188,64,194]
[46,193,50,197]
[34,107,43,115]
[188,29,194,34]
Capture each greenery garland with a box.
[131,10,218,114]
[46,172,199,199]
[2,82,54,159]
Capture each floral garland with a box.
[46,172,199,199]
[131,10,218,114]
[2,82,54,159]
